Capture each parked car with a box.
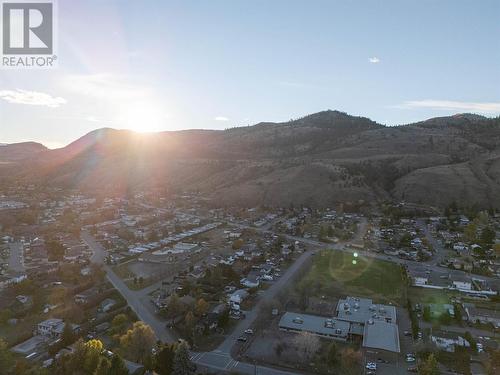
[244,329,254,335]
[237,336,248,342]
[406,355,416,363]
[365,362,377,370]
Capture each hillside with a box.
[2,110,500,209]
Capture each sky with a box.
[1,0,499,148]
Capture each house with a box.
[189,266,205,279]
[240,271,260,288]
[453,242,468,253]
[74,288,98,304]
[229,289,248,310]
[281,244,292,257]
[0,272,27,290]
[172,242,200,254]
[411,271,429,286]
[99,298,116,313]
[36,318,79,339]
[259,263,274,275]
[431,331,470,352]
[451,280,472,291]
[16,295,30,304]
[124,359,144,375]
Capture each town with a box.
[0,188,499,375]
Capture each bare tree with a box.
[293,332,320,361]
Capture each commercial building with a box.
[278,296,400,353]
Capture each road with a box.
[82,215,498,374]
[191,218,370,374]
[83,229,302,374]
[192,247,314,375]
[8,242,25,273]
[81,231,175,343]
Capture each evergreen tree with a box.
[108,354,129,375]
[172,342,195,375]
[154,344,177,375]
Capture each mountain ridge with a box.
[2,110,499,209]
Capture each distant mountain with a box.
[0,141,47,162]
[2,110,500,209]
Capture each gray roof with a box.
[362,320,400,353]
[336,296,397,324]
[279,312,350,338]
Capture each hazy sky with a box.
[1,0,499,148]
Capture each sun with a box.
[117,101,167,133]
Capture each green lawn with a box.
[298,250,405,305]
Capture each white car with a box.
[365,362,377,370]
[244,329,254,335]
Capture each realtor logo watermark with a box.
[1,0,57,68]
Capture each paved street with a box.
[192,350,300,375]
[82,216,499,375]
[82,231,175,343]
[83,230,301,374]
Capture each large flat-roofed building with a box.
[363,320,400,353]
[279,296,401,353]
[279,312,350,341]
[336,296,397,324]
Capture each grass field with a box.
[297,250,405,305]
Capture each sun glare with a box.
[117,102,167,133]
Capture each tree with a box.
[119,321,156,364]
[154,343,177,375]
[453,304,462,323]
[293,331,320,361]
[194,298,209,317]
[47,240,65,261]
[340,348,361,375]
[95,357,111,375]
[464,331,477,351]
[464,223,477,243]
[83,339,105,374]
[232,239,244,250]
[61,322,76,346]
[480,226,495,247]
[419,353,439,375]
[111,313,129,335]
[494,243,500,257]
[108,354,129,375]
[0,338,13,373]
[184,311,196,333]
[423,306,431,322]
[172,342,195,375]
[326,341,338,366]
[167,294,182,317]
